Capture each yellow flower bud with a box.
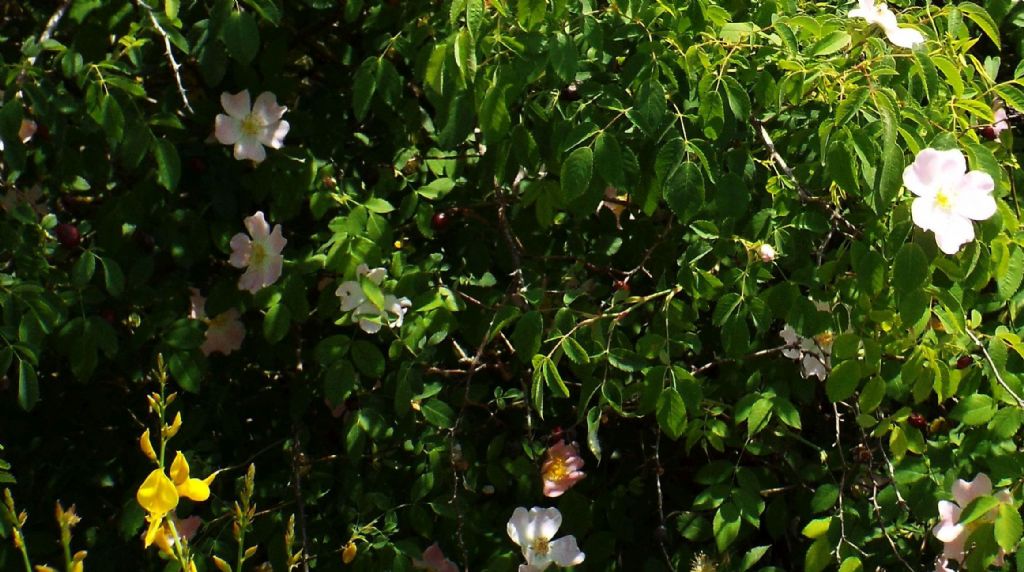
[245,546,258,559]
[212,556,232,572]
[166,412,183,439]
[140,430,157,462]
[342,541,357,564]
[70,562,83,572]
[73,550,87,562]
[33,566,58,572]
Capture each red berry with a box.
[431,211,452,232]
[323,176,337,188]
[55,223,81,249]
[613,279,630,292]
[980,126,998,141]
[908,413,927,430]
[956,355,973,369]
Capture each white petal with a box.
[933,500,963,542]
[548,536,585,567]
[954,171,997,221]
[932,214,975,255]
[336,282,366,312]
[221,90,252,120]
[267,224,288,254]
[885,26,924,48]
[244,211,271,240]
[258,120,290,149]
[911,197,941,232]
[365,267,387,285]
[359,317,382,334]
[533,507,562,541]
[780,325,799,346]
[229,234,252,268]
[252,91,287,123]
[903,148,966,197]
[507,507,531,547]
[953,474,993,507]
[214,115,242,145]
[234,136,267,163]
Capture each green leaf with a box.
[154,139,181,191]
[913,50,939,102]
[465,0,484,37]
[561,337,590,365]
[994,84,1024,112]
[893,243,929,294]
[222,10,260,64]
[826,360,861,402]
[721,76,751,120]
[549,33,577,83]
[858,377,886,413]
[480,83,511,143]
[100,257,125,297]
[168,352,201,393]
[656,387,686,440]
[421,398,455,428]
[835,86,870,126]
[629,80,665,136]
[560,146,594,203]
[805,537,831,572]
[516,0,545,30]
[242,0,282,24]
[998,247,1024,300]
[18,361,39,411]
[351,340,385,378]
[594,132,624,187]
[713,502,741,552]
[838,556,863,572]
[808,31,850,57]
[100,95,125,147]
[165,0,180,19]
[960,495,1000,525]
[952,394,996,426]
[72,251,97,287]
[663,162,704,222]
[352,57,380,122]
[511,312,543,363]
[959,2,1000,48]
[417,178,457,200]
[263,303,292,344]
[585,406,602,463]
[324,360,356,405]
[996,503,1023,552]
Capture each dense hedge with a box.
[3,0,1024,571]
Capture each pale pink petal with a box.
[238,270,263,294]
[994,106,1009,137]
[214,115,242,145]
[548,536,585,567]
[266,225,288,254]
[953,474,993,507]
[244,212,271,241]
[955,172,997,221]
[933,500,963,543]
[174,516,202,541]
[202,309,245,356]
[252,92,287,123]
[221,90,252,120]
[534,507,562,540]
[234,136,267,163]
[229,234,252,268]
[935,557,955,572]
[904,149,967,197]
[507,507,531,547]
[262,254,284,288]
[258,120,290,149]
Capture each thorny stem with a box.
[135,0,194,113]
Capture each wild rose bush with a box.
[3,0,1024,570]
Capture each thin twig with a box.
[290,427,311,572]
[652,431,677,572]
[752,118,861,240]
[136,1,194,113]
[965,326,1024,408]
[25,0,71,69]
[690,345,787,376]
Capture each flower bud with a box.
[213,556,232,572]
[166,412,183,439]
[758,243,776,263]
[245,546,258,559]
[342,541,358,564]
[140,429,157,462]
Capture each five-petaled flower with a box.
[848,0,924,48]
[335,264,412,334]
[230,211,287,293]
[507,506,585,571]
[541,441,586,498]
[412,543,459,572]
[189,289,246,356]
[136,452,218,548]
[932,473,1012,571]
[214,90,290,163]
[903,148,997,255]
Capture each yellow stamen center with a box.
[250,242,267,267]
[934,189,953,211]
[240,113,262,137]
[531,537,551,556]
[814,332,833,347]
[545,457,569,481]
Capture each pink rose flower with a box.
[188,289,245,356]
[214,90,290,163]
[992,102,1010,141]
[932,473,1011,570]
[903,148,997,255]
[541,441,585,498]
[229,211,287,293]
[412,543,459,572]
